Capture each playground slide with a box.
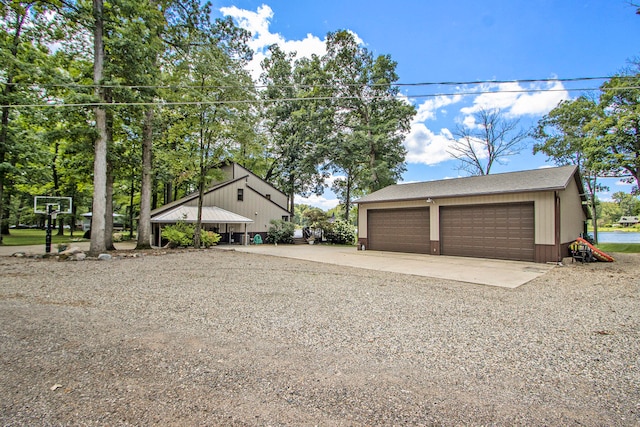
[575,237,615,262]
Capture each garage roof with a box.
[150,205,253,224]
[355,165,583,203]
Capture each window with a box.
[282,216,289,222]
[266,194,271,200]
[237,188,243,201]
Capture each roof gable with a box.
[355,165,582,204]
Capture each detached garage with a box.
[355,166,589,263]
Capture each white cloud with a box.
[404,124,455,165]
[296,193,339,210]
[221,5,327,82]
[413,94,463,123]
[460,81,569,118]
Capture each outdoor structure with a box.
[618,216,639,227]
[150,163,291,246]
[355,165,588,263]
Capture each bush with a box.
[162,222,194,248]
[162,222,221,248]
[266,219,295,244]
[200,230,221,247]
[325,219,356,245]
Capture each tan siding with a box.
[234,163,289,210]
[559,178,587,243]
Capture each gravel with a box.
[1,248,639,426]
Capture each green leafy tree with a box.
[163,7,254,248]
[612,191,640,216]
[0,1,63,240]
[596,73,640,194]
[260,45,328,213]
[533,96,606,240]
[322,30,416,219]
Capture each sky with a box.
[210,0,640,210]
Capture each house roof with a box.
[619,216,639,223]
[150,205,253,224]
[355,165,583,204]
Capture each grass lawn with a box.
[1,229,88,246]
[595,243,640,254]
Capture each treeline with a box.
[0,0,416,251]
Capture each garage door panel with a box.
[368,208,430,254]
[440,203,535,262]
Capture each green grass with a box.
[1,229,88,246]
[595,243,640,254]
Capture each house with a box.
[618,216,639,227]
[150,163,291,246]
[354,165,588,263]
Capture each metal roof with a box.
[150,205,253,224]
[355,165,581,204]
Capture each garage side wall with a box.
[559,177,588,252]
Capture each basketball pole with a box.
[46,204,53,254]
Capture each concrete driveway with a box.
[223,244,555,288]
[1,242,555,288]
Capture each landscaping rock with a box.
[97,253,112,261]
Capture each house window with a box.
[237,188,244,201]
[266,194,271,200]
[282,216,289,222]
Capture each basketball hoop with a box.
[34,196,73,254]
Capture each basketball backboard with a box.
[34,196,73,215]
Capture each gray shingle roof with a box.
[355,165,581,204]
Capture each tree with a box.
[448,107,528,176]
[163,7,254,248]
[260,45,328,213]
[0,1,59,241]
[322,30,415,219]
[596,73,640,194]
[533,96,606,240]
[612,191,640,216]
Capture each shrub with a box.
[266,219,295,244]
[325,219,356,245]
[162,222,194,248]
[200,230,221,247]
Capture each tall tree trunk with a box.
[136,107,153,249]
[89,0,108,255]
[0,9,27,243]
[105,164,115,250]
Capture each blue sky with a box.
[212,1,640,209]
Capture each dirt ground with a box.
[1,249,639,426]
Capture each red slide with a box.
[575,237,615,262]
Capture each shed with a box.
[355,165,588,263]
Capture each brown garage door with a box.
[440,203,535,261]
[367,208,430,253]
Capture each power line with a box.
[1,75,630,91]
[1,83,638,109]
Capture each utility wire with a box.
[1,75,631,91]
[1,84,638,109]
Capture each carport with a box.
[150,205,253,246]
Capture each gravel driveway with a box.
[1,249,639,425]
